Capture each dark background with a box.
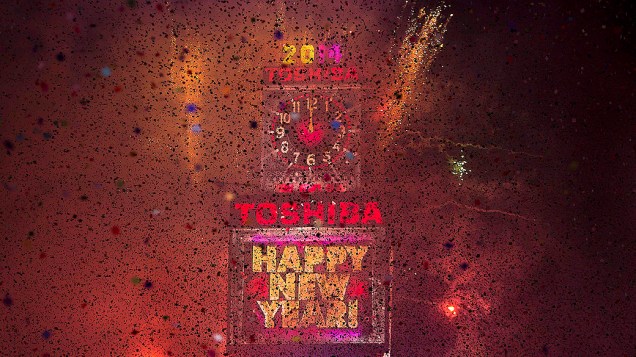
[0,0,634,356]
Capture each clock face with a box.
[270,93,353,171]
[261,89,361,192]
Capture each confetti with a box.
[3,294,12,307]
[186,103,198,113]
[0,2,629,356]
[212,333,223,342]
[42,330,52,340]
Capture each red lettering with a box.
[339,202,360,224]
[256,203,277,225]
[328,202,336,225]
[276,184,294,193]
[265,67,359,84]
[330,67,344,81]
[299,184,321,193]
[345,67,359,81]
[280,202,300,225]
[265,68,277,82]
[361,202,383,224]
[308,67,322,81]
[235,203,254,224]
[279,68,293,82]
[235,201,382,226]
[303,202,324,225]
[293,67,306,81]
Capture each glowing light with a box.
[378,5,451,147]
[444,303,458,318]
[224,192,236,201]
[168,25,205,184]
[101,67,112,77]
[449,154,469,181]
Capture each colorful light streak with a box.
[401,130,544,158]
[168,6,205,185]
[378,4,451,148]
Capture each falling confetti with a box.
[0,1,631,356]
[42,330,52,340]
[2,294,12,307]
[100,67,112,77]
[186,103,198,113]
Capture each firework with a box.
[449,153,469,181]
[379,4,451,148]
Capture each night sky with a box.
[0,0,634,356]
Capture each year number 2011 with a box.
[282,44,342,65]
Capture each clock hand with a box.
[308,111,314,133]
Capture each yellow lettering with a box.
[325,300,347,328]
[257,300,281,328]
[345,246,368,271]
[326,246,347,272]
[269,273,296,300]
[252,245,276,273]
[282,300,299,328]
[299,300,326,327]
[277,245,302,273]
[304,245,324,272]
[317,273,350,300]
[298,273,317,300]
[348,300,358,328]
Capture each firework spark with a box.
[378,4,451,148]
[449,153,469,181]
[401,130,544,158]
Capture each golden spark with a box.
[379,4,451,148]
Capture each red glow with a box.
[443,303,459,318]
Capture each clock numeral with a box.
[323,152,331,163]
[278,112,291,124]
[292,100,300,113]
[325,97,333,112]
[306,97,318,111]
[306,154,316,166]
[275,126,285,138]
[281,141,289,153]
[333,142,341,151]
[307,97,318,122]
[293,152,300,163]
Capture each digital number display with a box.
[282,43,342,65]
